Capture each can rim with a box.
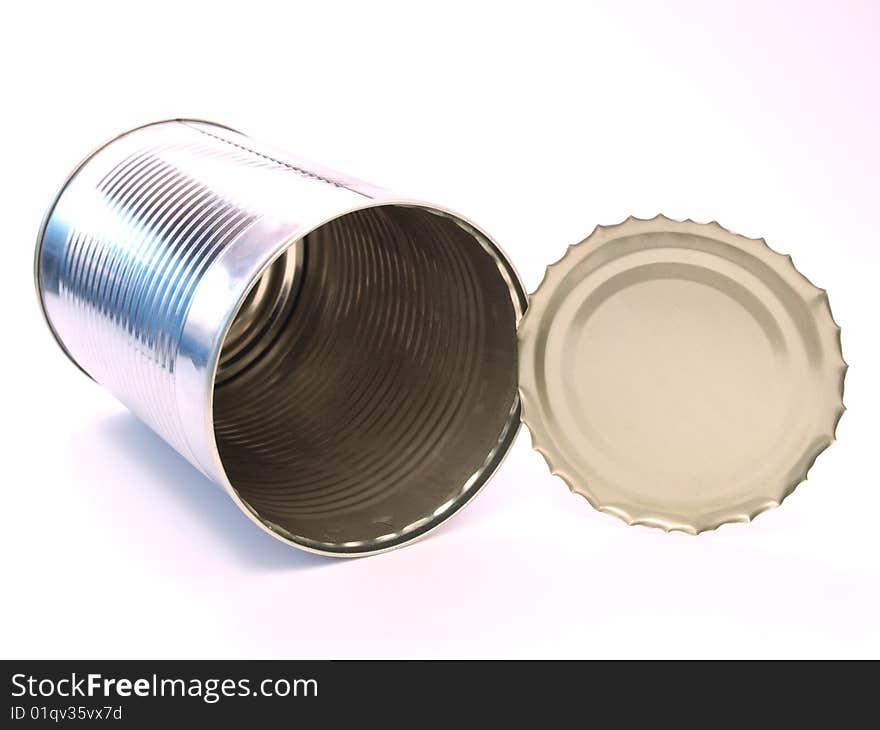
[32,118,243,382]
[200,199,528,557]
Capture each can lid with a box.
[518,215,847,533]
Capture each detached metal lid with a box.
[518,215,847,533]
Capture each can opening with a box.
[212,204,521,555]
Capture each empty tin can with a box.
[36,120,527,556]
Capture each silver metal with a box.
[36,120,526,556]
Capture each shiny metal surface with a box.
[37,120,526,556]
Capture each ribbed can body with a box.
[38,121,382,475]
[36,120,526,555]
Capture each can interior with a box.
[212,205,521,554]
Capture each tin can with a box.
[36,120,527,556]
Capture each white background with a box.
[2,1,878,658]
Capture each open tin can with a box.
[36,120,526,556]
[36,120,846,555]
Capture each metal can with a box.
[36,120,527,556]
